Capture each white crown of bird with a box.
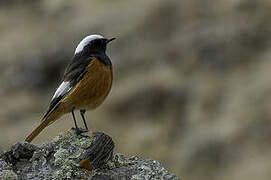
[75,34,105,54]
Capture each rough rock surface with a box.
[0,129,179,180]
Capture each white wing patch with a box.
[52,81,72,100]
[75,34,104,54]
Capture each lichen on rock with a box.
[0,129,179,180]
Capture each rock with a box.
[0,129,179,180]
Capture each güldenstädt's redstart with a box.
[25,34,115,142]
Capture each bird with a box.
[25,34,115,142]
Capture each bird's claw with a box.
[72,127,89,136]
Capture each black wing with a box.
[42,55,93,120]
[63,55,93,86]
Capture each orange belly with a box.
[61,58,113,111]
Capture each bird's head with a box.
[75,34,115,55]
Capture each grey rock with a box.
[0,129,179,180]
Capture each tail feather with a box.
[25,119,51,142]
[25,106,63,143]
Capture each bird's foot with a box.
[72,127,89,136]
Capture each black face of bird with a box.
[82,37,115,55]
[85,38,107,52]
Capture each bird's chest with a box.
[64,59,113,110]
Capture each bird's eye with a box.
[90,40,97,47]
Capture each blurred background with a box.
[0,0,271,179]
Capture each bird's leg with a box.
[72,107,79,131]
[71,107,86,135]
[80,109,89,131]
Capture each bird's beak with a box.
[106,38,116,44]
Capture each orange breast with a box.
[62,58,113,110]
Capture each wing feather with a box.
[52,81,72,100]
[42,56,93,120]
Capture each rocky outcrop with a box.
[0,129,179,180]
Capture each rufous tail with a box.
[25,119,51,142]
[25,106,63,142]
